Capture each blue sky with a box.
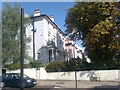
[2,2,74,31]
[2,2,84,51]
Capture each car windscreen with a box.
[17,73,29,78]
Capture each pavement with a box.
[1,80,120,90]
[37,80,120,89]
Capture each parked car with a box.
[0,73,36,88]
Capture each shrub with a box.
[5,63,28,70]
[29,60,42,69]
[45,61,67,72]
[45,58,120,72]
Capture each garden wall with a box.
[6,67,119,81]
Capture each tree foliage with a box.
[45,61,67,72]
[45,58,120,72]
[29,60,42,69]
[5,63,28,70]
[2,3,31,67]
[65,2,120,64]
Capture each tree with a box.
[65,2,120,65]
[2,3,31,67]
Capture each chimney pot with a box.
[49,15,54,22]
[34,9,40,17]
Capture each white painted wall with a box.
[6,67,119,81]
[47,72,74,80]
[35,18,45,60]
[26,23,33,58]
[47,70,118,81]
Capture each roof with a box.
[30,14,65,36]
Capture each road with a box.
[1,80,120,90]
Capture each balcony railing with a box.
[47,40,55,49]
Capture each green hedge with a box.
[5,63,28,70]
[29,60,42,68]
[4,60,42,70]
[45,58,120,72]
[45,61,68,72]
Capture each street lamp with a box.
[73,43,77,89]
[74,62,77,89]
[20,8,24,90]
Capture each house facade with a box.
[26,10,66,64]
[65,37,83,61]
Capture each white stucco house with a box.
[26,10,66,64]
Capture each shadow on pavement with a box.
[86,85,120,90]
[1,85,120,90]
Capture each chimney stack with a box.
[34,9,40,17]
[49,15,54,22]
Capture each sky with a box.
[2,2,84,51]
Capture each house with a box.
[26,10,66,64]
[65,37,83,61]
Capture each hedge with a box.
[45,58,120,72]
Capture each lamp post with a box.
[73,43,77,89]
[20,8,24,90]
[75,64,77,89]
